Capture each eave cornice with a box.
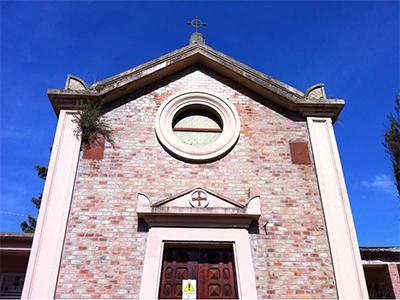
[48,43,344,122]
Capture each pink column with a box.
[388,264,400,299]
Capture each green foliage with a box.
[72,100,115,149]
[384,95,400,198]
[20,165,48,233]
[31,193,42,210]
[20,216,37,233]
[20,102,115,233]
[35,165,48,180]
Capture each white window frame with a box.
[155,91,240,162]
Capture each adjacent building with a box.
[0,233,32,298]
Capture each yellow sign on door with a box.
[182,279,196,300]
[184,282,195,292]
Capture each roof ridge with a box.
[90,44,197,90]
[89,43,304,100]
[199,44,304,98]
[48,41,344,121]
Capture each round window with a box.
[172,108,223,146]
[155,91,240,162]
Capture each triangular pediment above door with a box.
[151,186,245,209]
[136,186,261,228]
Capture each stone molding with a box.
[155,91,240,162]
[65,75,87,91]
[137,186,260,228]
[47,44,344,121]
[305,83,326,99]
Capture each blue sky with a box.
[1,1,399,246]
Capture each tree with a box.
[20,165,48,233]
[384,95,400,198]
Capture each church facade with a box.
[22,32,368,299]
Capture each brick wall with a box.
[55,67,337,298]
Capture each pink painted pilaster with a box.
[388,264,400,299]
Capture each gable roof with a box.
[48,38,344,121]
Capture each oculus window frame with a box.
[155,91,240,162]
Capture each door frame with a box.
[139,228,257,299]
[159,243,239,299]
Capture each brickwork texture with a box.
[56,67,338,299]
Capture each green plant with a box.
[384,95,400,198]
[20,216,37,233]
[20,165,47,233]
[73,100,115,149]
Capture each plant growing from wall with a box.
[384,95,400,198]
[20,102,115,232]
[72,100,115,149]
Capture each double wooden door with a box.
[159,247,238,299]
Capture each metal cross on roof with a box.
[187,17,206,32]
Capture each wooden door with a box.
[159,247,238,299]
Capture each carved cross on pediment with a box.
[190,190,208,208]
[136,187,261,228]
